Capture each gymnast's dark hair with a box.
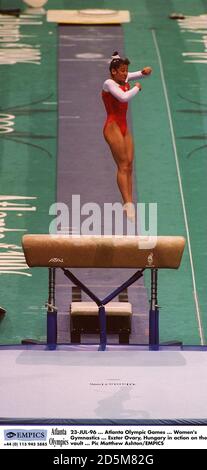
[109,51,130,73]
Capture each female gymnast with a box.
[102,52,152,219]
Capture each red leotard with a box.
[102,82,130,137]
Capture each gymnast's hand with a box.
[135,82,142,90]
[141,67,152,75]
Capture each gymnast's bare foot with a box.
[123,202,136,221]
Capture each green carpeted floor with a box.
[0,6,57,342]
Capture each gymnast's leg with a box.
[124,129,134,203]
[103,121,133,205]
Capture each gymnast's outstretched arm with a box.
[127,67,152,81]
[103,79,141,103]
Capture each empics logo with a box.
[4,429,47,441]
[5,432,16,439]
